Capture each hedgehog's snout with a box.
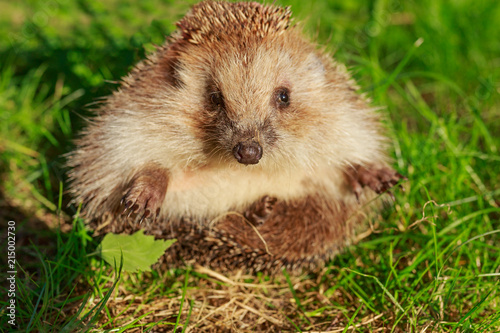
[232,141,262,165]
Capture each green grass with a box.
[0,0,499,331]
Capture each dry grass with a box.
[69,265,395,332]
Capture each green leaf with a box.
[98,230,176,272]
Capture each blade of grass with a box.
[173,269,190,332]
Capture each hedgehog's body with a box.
[68,1,403,272]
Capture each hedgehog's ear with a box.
[157,42,184,88]
[306,53,326,75]
[304,52,327,84]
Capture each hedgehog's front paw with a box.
[244,195,278,226]
[121,165,169,222]
[348,165,406,201]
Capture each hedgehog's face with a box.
[202,63,290,166]
[186,36,334,170]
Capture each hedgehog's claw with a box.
[353,189,361,203]
[347,165,406,200]
[119,164,169,223]
[139,209,151,224]
[121,200,133,215]
[244,195,278,226]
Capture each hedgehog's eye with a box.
[210,92,224,108]
[275,88,291,108]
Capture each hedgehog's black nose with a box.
[233,141,262,165]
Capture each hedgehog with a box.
[68,0,405,272]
